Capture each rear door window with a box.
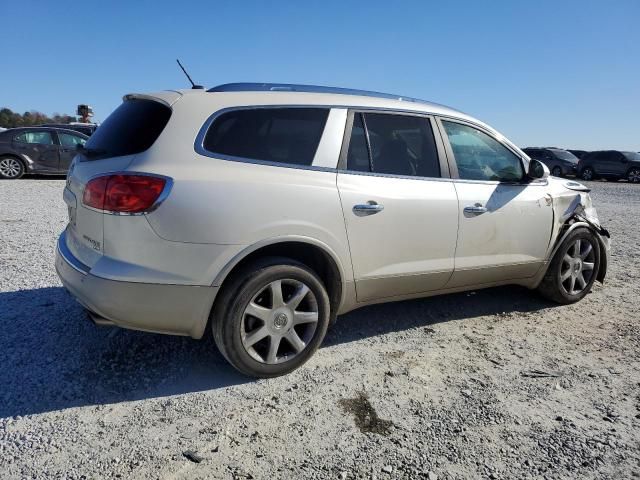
[346,112,441,178]
[203,108,329,166]
[84,99,171,159]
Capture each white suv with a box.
[55,83,610,377]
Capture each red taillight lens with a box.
[83,174,167,213]
[82,176,108,210]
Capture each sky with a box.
[1,0,638,150]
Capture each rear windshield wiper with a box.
[76,144,107,157]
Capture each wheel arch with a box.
[211,237,346,323]
[539,220,608,286]
[0,153,28,172]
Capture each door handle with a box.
[463,204,488,215]
[353,202,384,216]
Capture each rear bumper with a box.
[55,230,218,339]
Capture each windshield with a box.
[622,151,640,161]
[550,149,579,163]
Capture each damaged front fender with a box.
[543,179,611,285]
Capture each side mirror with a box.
[527,159,549,180]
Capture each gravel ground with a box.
[1,178,639,479]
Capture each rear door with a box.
[12,129,59,171]
[56,131,86,172]
[437,118,553,287]
[337,111,458,302]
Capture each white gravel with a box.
[1,178,639,479]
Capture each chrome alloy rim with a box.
[582,168,593,180]
[560,238,596,295]
[0,158,21,178]
[628,169,640,183]
[241,279,319,364]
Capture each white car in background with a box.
[55,83,610,377]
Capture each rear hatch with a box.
[63,93,176,268]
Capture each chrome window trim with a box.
[194,104,498,172]
[82,171,174,216]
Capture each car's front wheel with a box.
[212,257,330,378]
[0,156,25,179]
[580,167,595,181]
[551,166,562,177]
[538,227,600,304]
[627,167,640,183]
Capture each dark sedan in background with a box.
[0,127,87,179]
[522,147,580,177]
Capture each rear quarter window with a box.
[84,99,171,159]
[202,108,329,166]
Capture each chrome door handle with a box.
[353,202,384,216]
[463,204,488,215]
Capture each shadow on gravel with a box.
[0,284,553,418]
[325,285,554,347]
[0,287,248,418]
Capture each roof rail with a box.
[207,82,430,104]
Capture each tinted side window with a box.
[59,132,87,147]
[346,113,370,172]
[14,131,54,145]
[442,121,523,182]
[347,113,440,178]
[203,108,329,166]
[85,99,171,159]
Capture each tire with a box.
[580,167,595,181]
[551,166,562,177]
[211,257,331,378]
[627,167,640,183]
[0,156,25,179]
[537,227,600,304]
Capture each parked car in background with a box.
[0,127,87,179]
[579,150,640,183]
[522,147,579,177]
[55,83,610,377]
[41,122,98,137]
[568,149,588,160]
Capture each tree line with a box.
[0,107,76,128]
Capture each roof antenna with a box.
[176,59,204,89]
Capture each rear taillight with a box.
[82,174,169,214]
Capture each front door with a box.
[12,130,59,172]
[438,119,553,288]
[337,111,458,302]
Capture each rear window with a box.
[84,99,171,159]
[202,108,329,166]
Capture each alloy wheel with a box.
[552,167,562,177]
[560,238,596,295]
[581,168,593,181]
[0,158,22,178]
[628,168,640,183]
[241,279,319,364]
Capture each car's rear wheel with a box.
[212,257,330,378]
[0,156,25,179]
[627,167,640,183]
[580,167,595,181]
[538,227,600,304]
[551,166,562,177]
